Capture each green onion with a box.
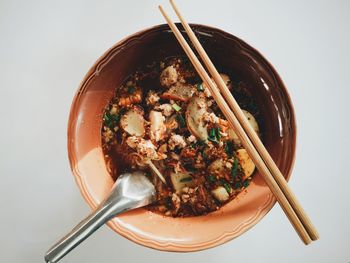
[208,128,216,142]
[180,177,193,183]
[216,127,221,140]
[172,103,182,112]
[225,141,234,157]
[191,139,205,149]
[223,183,231,194]
[112,114,120,122]
[176,114,186,128]
[196,140,205,147]
[103,112,111,122]
[220,178,231,194]
[231,158,238,179]
[234,181,243,189]
[209,127,216,137]
[127,86,135,94]
[243,180,250,188]
[197,83,204,91]
[208,175,217,183]
[208,127,221,143]
[103,111,120,128]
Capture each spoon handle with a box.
[44,199,129,263]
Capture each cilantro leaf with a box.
[231,158,238,179]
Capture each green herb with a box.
[208,175,217,183]
[190,139,205,149]
[220,178,232,194]
[103,111,120,128]
[223,183,231,194]
[180,177,193,183]
[234,181,243,189]
[231,158,238,179]
[172,103,182,112]
[196,83,204,91]
[225,141,234,157]
[216,127,221,140]
[103,112,111,122]
[208,128,216,142]
[176,114,186,128]
[208,127,221,143]
[197,140,205,147]
[127,86,136,94]
[243,180,250,188]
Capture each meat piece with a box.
[154,103,174,117]
[180,147,196,158]
[164,114,179,134]
[145,90,160,105]
[186,135,197,143]
[158,143,167,155]
[211,186,230,202]
[203,112,220,124]
[149,110,166,142]
[208,159,230,178]
[227,110,259,145]
[170,171,195,193]
[102,127,114,143]
[161,82,196,102]
[186,96,209,141]
[118,87,142,107]
[120,106,145,137]
[168,134,187,150]
[236,148,255,179]
[160,65,178,87]
[126,136,161,160]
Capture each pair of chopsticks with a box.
[159,0,319,244]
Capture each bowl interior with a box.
[68,24,296,251]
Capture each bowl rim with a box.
[68,23,297,252]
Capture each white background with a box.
[1,0,349,262]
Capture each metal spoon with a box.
[44,171,156,263]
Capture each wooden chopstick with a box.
[168,0,319,242]
[158,5,315,244]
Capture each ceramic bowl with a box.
[68,24,296,251]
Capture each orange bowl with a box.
[68,24,296,251]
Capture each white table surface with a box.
[1,0,349,262]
